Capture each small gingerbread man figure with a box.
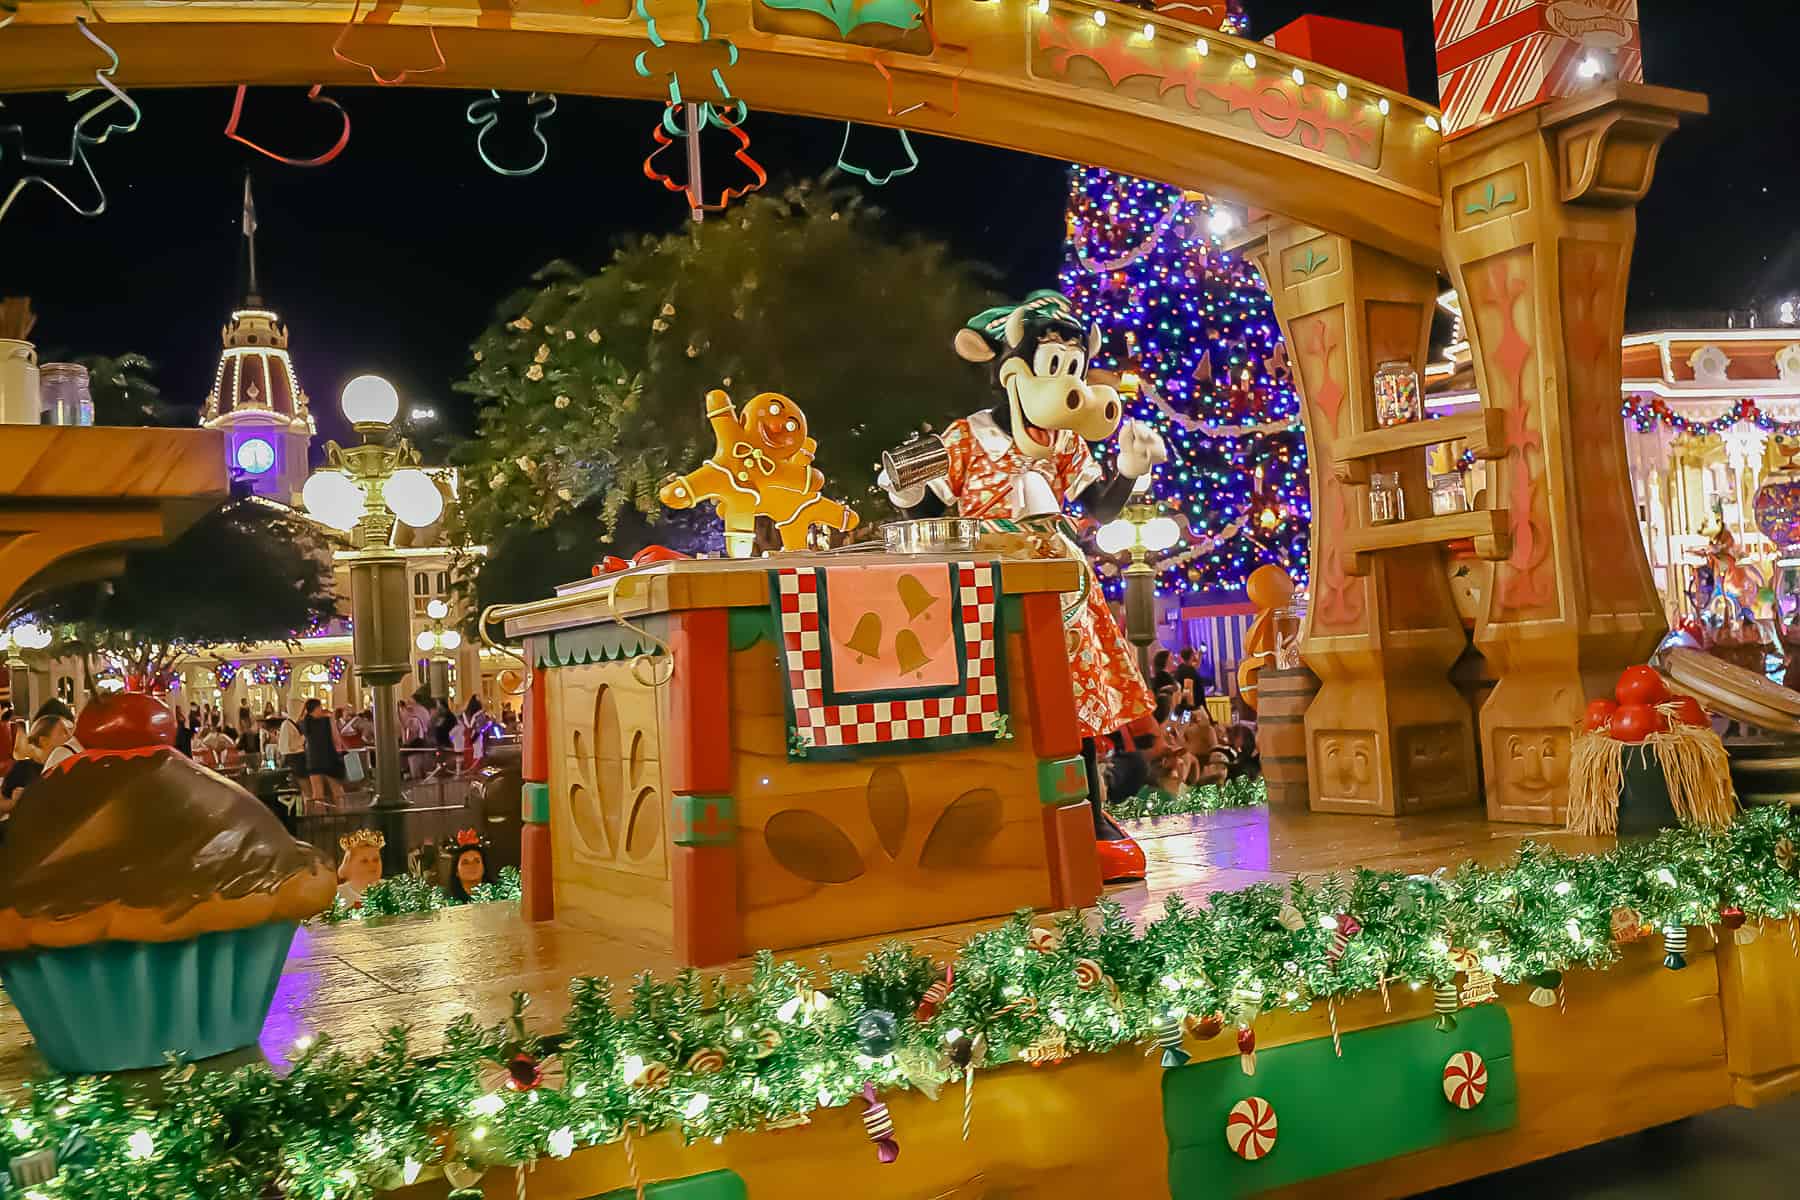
[659,389,860,553]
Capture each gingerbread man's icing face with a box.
[749,394,808,458]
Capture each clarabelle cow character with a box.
[880,290,1168,881]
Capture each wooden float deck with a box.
[0,804,1593,1090]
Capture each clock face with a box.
[235,437,277,475]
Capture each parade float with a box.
[8,3,1800,1200]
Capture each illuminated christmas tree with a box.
[1060,167,1309,598]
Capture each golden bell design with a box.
[896,573,936,622]
[893,628,932,678]
[842,612,884,664]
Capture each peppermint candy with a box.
[1225,1097,1277,1160]
[1442,1050,1488,1109]
[1073,958,1105,990]
[685,1047,726,1075]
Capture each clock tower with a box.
[200,175,314,505]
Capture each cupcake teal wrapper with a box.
[0,922,298,1074]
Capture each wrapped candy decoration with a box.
[1720,905,1757,945]
[914,966,953,1021]
[1276,904,1305,932]
[1225,1097,1277,1161]
[1434,982,1460,1032]
[685,1047,726,1076]
[1325,914,1362,965]
[1154,1014,1189,1069]
[1442,1051,1488,1110]
[1663,922,1689,971]
[1236,1024,1257,1076]
[861,1082,899,1163]
[1074,958,1105,990]
[1027,926,1059,954]
[1184,1012,1224,1040]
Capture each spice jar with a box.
[1369,472,1405,525]
[1430,474,1469,516]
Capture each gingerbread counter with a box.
[498,552,1103,964]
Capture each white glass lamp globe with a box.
[383,468,444,528]
[425,598,449,621]
[440,630,463,650]
[416,630,436,652]
[1095,519,1138,556]
[302,471,367,532]
[341,374,400,427]
[1141,516,1182,553]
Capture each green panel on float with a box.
[592,1168,747,1200]
[1164,1006,1516,1198]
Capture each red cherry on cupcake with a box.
[1615,665,1668,708]
[1666,695,1709,728]
[1583,698,1619,732]
[75,691,177,750]
[1610,703,1662,743]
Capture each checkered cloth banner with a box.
[776,561,1003,754]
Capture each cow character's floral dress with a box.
[937,410,1155,740]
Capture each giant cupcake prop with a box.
[0,693,335,1073]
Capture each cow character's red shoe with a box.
[1096,832,1146,884]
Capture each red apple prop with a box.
[1610,703,1661,743]
[75,691,177,750]
[1583,699,1618,732]
[1666,695,1709,728]
[1615,665,1668,708]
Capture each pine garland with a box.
[315,867,524,924]
[4,809,1798,1198]
[1105,775,1266,820]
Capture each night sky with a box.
[1,1,1792,450]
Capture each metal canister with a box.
[0,339,40,425]
[880,433,950,495]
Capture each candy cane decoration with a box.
[861,1082,899,1163]
[1442,1051,1488,1109]
[1327,996,1341,1058]
[1377,973,1391,1013]
[1224,1097,1277,1160]
[914,965,953,1021]
[622,1124,645,1200]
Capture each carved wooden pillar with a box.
[1249,225,1480,816]
[1440,82,1705,822]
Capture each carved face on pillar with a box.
[1500,728,1569,809]
[1318,732,1376,802]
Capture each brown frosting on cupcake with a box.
[0,749,336,950]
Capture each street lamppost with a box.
[302,375,443,865]
[1096,480,1182,681]
[416,598,461,706]
[0,621,52,715]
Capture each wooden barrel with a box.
[1727,735,1800,806]
[1257,666,1318,808]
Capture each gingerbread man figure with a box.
[659,389,860,552]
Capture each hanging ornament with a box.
[1236,1024,1257,1076]
[1721,906,1756,945]
[1433,982,1460,1032]
[1610,906,1650,943]
[1224,1097,1277,1161]
[1663,922,1689,971]
[1527,970,1563,1007]
[1020,1026,1070,1067]
[1153,1014,1189,1068]
[1027,926,1059,954]
[747,1027,782,1059]
[1325,914,1362,965]
[1276,904,1305,932]
[628,1059,672,1089]
[1451,949,1497,1006]
[685,1046,726,1076]
[855,1009,899,1057]
[860,1083,899,1164]
[1442,1051,1488,1109]
[503,1052,545,1091]
[8,1148,56,1186]
[914,965,953,1021]
[1183,1012,1224,1040]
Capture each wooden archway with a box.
[2,0,1445,265]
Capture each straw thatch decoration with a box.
[1566,707,1738,836]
